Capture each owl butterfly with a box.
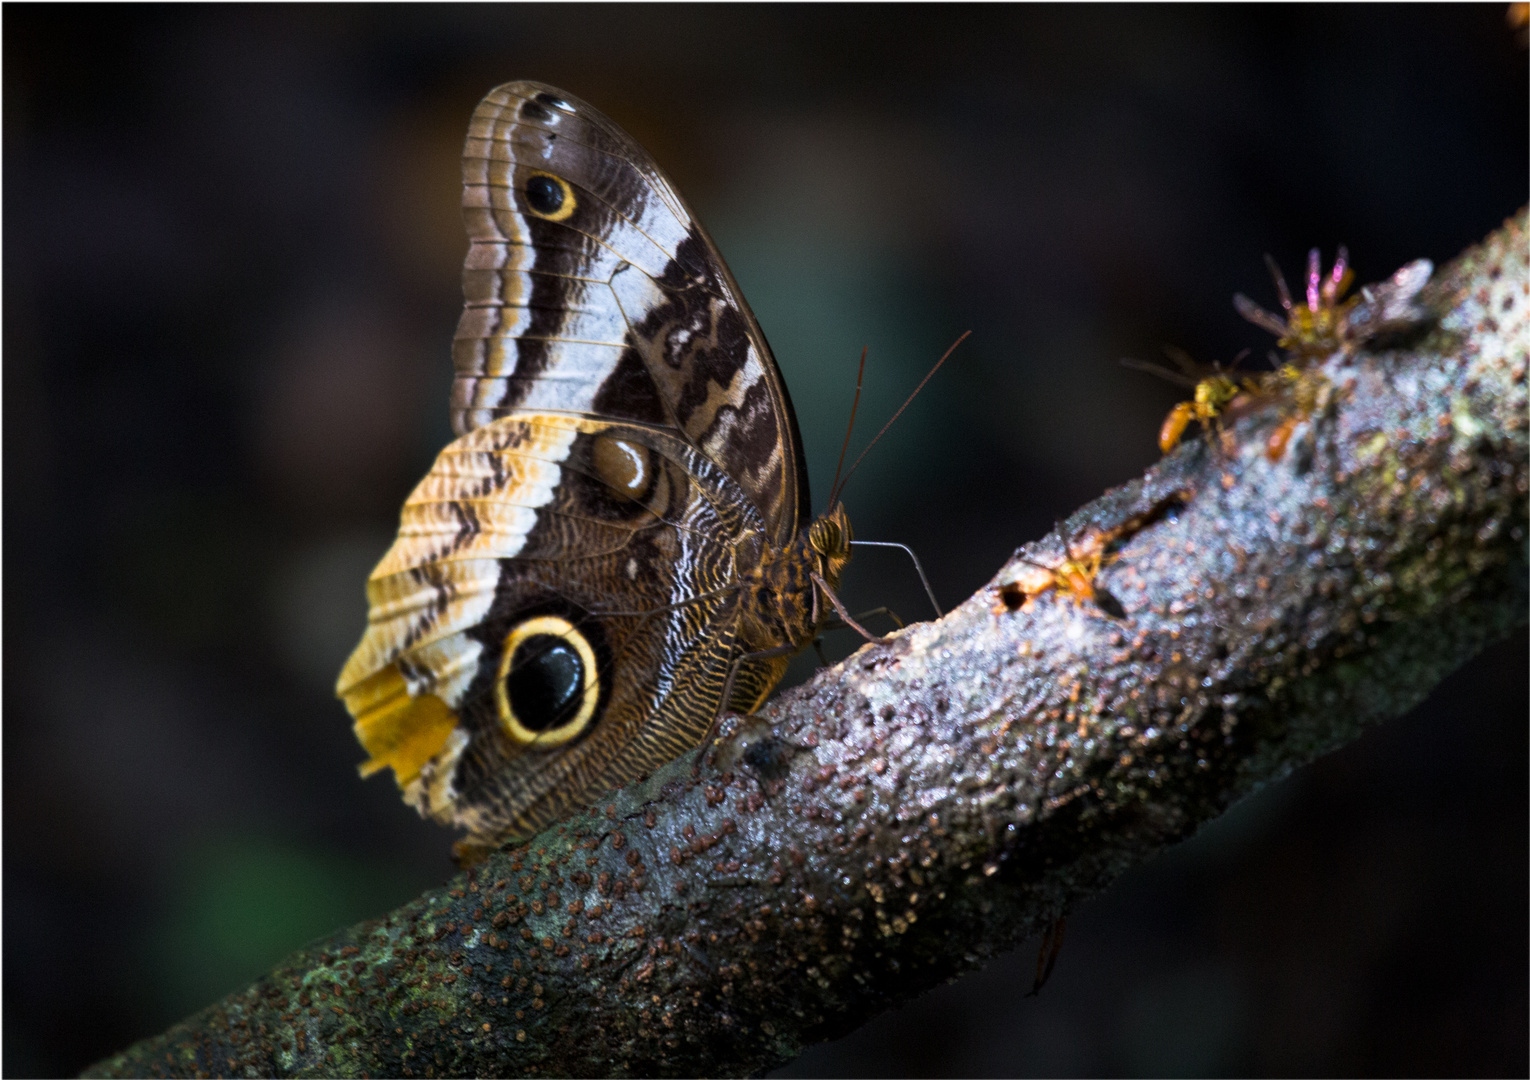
[336,81,858,862]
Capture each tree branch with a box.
[87,211,1528,1079]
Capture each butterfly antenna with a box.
[827,346,868,508]
[833,330,971,502]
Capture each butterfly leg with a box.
[695,641,801,774]
[822,606,904,641]
[810,571,892,644]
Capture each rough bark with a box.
[86,211,1529,1079]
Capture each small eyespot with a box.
[496,616,600,747]
[591,435,652,500]
[523,172,575,221]
[519,99,553,123]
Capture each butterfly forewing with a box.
[454,81,806,544]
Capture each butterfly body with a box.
[736,503,853,660]
[336,81,852,852]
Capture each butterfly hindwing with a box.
[338,414,771,841]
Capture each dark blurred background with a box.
[4,5,1525,1077]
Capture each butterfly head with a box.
[807,502,854,592]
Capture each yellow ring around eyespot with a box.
[495,615,599,748]
[523,170,577,223]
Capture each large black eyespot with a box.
[506,635,581,730]
[495,616,599,747]
[524,173,572,219]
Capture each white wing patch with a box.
[451,84,709,434]
[336,414,580,707]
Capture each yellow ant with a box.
[1234,247,1357,359]
[1124,347,1265,453]
[1129,247,1362,458]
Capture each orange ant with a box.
[998,526,1122,616]
[1263,414,1299,463]
[1127,345,1317,462]
[1130,248,1373,461]
[1123,347,1265,454]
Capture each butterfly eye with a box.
[495,615,600,747]
[523,172,576,222]
[808,517,842,557]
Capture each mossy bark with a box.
[87,211,1528,1079]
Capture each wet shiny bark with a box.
[87,210,1527,1079]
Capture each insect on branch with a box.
[85,211,1528,1080]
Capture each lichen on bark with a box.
[86,210,1528,1079]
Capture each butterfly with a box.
[335,81,856,860]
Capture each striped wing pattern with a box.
[453,82,807,546]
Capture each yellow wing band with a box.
[344,664,459,786]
